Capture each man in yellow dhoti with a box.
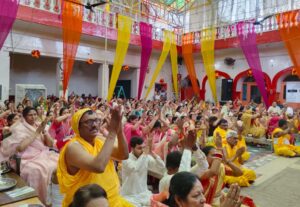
[212,119,228,147]
[223,130,256,187]
[241,108,265,138]
[57,107,134,207]
[272,119,300,157]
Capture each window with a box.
[242,83,247,101]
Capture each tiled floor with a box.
[240,150,300,207]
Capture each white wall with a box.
[68,61,99,96]
[10,54,57,96]
[10,54,99,97]
[0,23,174,100]
[0,51,10,102]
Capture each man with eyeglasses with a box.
[57,106,134,207]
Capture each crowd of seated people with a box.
[0,94,299,206]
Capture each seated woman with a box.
[272,119,300,157]
[0,107,58,204]
[158,171,242,207]
[2,113,20,139]
[49,107,73,150]
[69,184,109,207]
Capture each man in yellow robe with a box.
[212,119,228,147]
[272,119,300,157]
[223,130,256,187]
[57,107,134,207]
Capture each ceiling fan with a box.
[64,0,108,12]
[253,14,273,25]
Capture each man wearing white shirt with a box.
[268,102,281,114]
[159,131,209,193]
[121,136,165,207]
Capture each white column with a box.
[98,63,109,98]
[0,51,10,103]
[132,68,140,98]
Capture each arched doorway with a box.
[201,70,231,100]
[233,69,271,105]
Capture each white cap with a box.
[226,130,238,139]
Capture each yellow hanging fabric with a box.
[170,32,179,99]
[201,28,217,103]
[107,15,132,101]
[145,30,172,99]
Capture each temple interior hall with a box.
[1,1,300,207]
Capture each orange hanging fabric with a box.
[277,11,300,77]
[62,0,83,96]
[182,33,200,97]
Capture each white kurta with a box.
[158,149,192,193]
[121,152,165,207]
[158,148,209,193]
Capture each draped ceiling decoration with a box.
[200,1,218,103]
[138,22,153,100]
[0,0,19,50]
[237,22,269,107]
[62,0,83,97]
[277,11,300,78]
[145,30,172,99]
[182,33,200,97]
[107,15,133,101]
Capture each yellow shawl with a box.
[57,108,133,207]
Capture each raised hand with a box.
[236,147,246,157]
[182,130,197,150]
[221,184,242,207]
[215,132,223,149]
[107,105,122,135]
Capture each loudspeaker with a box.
[221,79,233,101]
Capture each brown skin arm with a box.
[273,128,290,138]
[65,133,117,174]
[111,127,129,161]
[200,158,222,179]
[225,160,243,176]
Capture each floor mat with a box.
[243,146,276,170]
[242,167,300,207]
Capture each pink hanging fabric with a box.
[237,22,269,107]
[0,0,19,50]
[138,22,153,99]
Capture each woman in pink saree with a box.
[0,107,58,204]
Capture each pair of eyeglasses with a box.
[80,118,101,126]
